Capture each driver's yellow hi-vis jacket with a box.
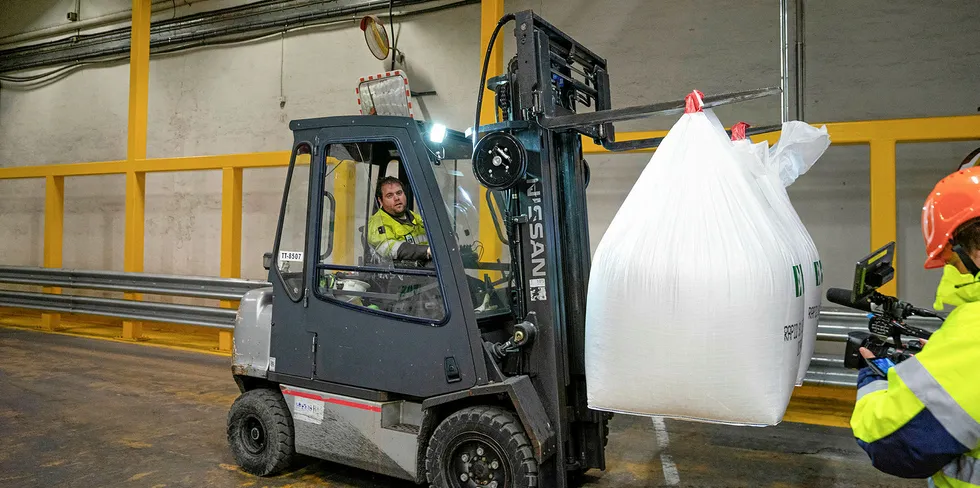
[366,209,429,261]
[850,301,980,487]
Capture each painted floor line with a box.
[652,416,680,486]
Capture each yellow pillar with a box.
[122,0,151,341]
[870,139,898,297]
[219,167,243,352]
[332,161,356,265]
[123,171,146,340]
[42,175,64,331]
[478,0,505,266]
[127,0,150,161]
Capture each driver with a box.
[367,176,432,263]
[367,176,501,315]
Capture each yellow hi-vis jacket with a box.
[366,209,429,261]
[851,300,980,487]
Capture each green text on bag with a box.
[793,264,804,297]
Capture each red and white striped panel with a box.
[355,70,414,118]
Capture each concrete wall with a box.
[1,0,979,308]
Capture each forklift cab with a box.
[266,116,515,399]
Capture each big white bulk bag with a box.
[730,121,830,386]
[724,119,809,387]
[772,121,830,382]
[585,92,805,426]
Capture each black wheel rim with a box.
[445,433,509,488]
[242,414,267,455]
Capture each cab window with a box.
[314,141,447,323]
[426,129,515,319]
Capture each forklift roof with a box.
[288,115,467,140]
[288,115,472,165]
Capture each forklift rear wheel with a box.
[425,406,538,488]
[227,388,295,476]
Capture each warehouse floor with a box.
[0,326,919,488]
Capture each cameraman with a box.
[851,168,980,487]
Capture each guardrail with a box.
[0,290,239,329]
[0,265,941,387]
[0,266,269,330]
[0,266,269,301]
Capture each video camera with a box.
[825,241,943,375]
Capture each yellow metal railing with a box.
[582,115,980,298]
[2,0,979,350]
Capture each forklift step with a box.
[386,423,421,435]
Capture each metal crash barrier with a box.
[0,266,268,330]
[0,264,942,387]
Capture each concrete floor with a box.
[0,327,922,488]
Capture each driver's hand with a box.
[426,247,432,260]
[859,347,876,360]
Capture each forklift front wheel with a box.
[425,406,538,488]
[227,388,296,476]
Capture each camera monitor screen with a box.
[851,241,896,303]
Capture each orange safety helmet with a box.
[922,166,980,269]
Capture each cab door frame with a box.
[302,117,488,398]
[266,139,317,381]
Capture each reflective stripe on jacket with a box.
[851,301,980,487]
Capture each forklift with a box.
[227,10,778,488]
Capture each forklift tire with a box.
[425,406,538,488]
[226,388,295,477]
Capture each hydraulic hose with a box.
[472,13,515,146]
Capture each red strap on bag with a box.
[684,90,705,114]
[731,121,751,141]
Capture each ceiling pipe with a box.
[0,0,448,74]
[0,0,202,50]
[779,0,789,123]
[795,0,806,121]
[0,0,476,85]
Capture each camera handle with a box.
[827,288,944,323]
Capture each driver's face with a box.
[380,182,407,216]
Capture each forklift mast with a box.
[481,12,616,481]
[474,12,779,483]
